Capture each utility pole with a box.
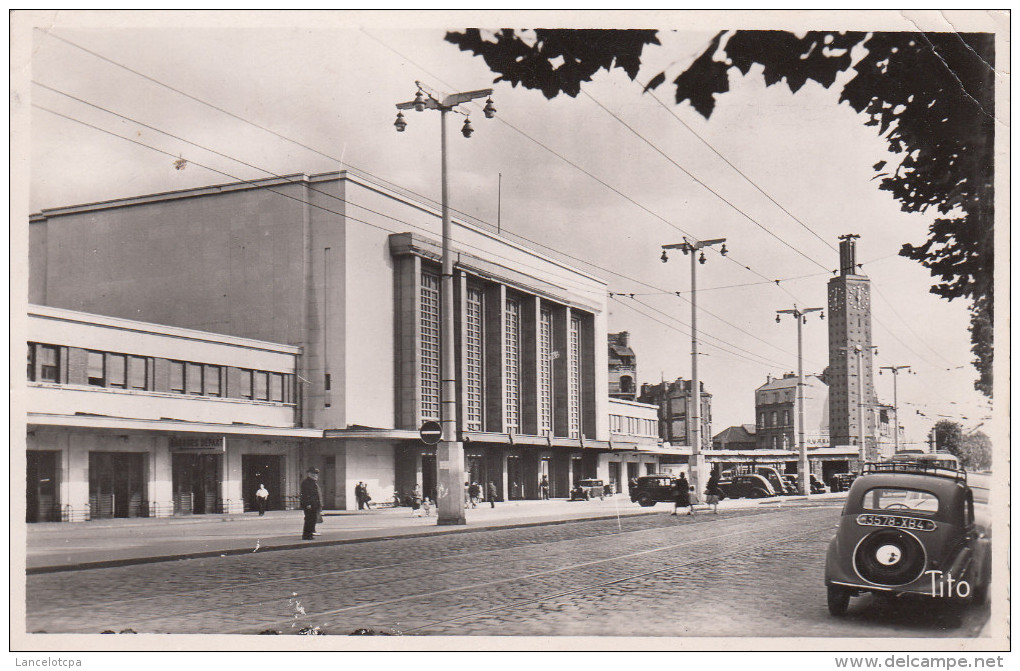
[776,305,824,495]
[879,365,911,454]
[661,237,727,502]
[395,82,496,525]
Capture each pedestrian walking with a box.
[705,471,723,514]
[255,483,269,516]
[355,482,365,510]
[361,482,373,510]
[468,482,481,508]
[671,472,693,516]
[487,481,498,508]
[422,497,433,516]
[300,468,322,539]
[539,475,549,500]
[410,483,423,517]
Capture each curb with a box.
[26,509,662,575]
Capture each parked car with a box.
[718,473,776,499]
[755,466,797,495]
[824,462,991,616]
[569,479,606,501]
[810,474,829,494]
[830,472,858,492]
[629,475,677,507]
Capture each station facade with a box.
[25,304,316,521]
[26,170,668,518]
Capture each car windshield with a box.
[862,487,939,513]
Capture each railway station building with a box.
[24,169,655,517]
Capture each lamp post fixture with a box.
[395,82,494,525]
[879,365,911,454]
[776,305,824,496]
[661,237,727,502]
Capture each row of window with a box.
[27,342,294,403]
[758,409,792,428]
[419,272,585,437]
[609,414,657,437]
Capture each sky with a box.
[15,10,1001,448]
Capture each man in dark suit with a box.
[300,467,322,540]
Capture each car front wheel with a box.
[827,585,851,616]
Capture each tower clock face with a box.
[848,284,870,309]
[829,285,844,310]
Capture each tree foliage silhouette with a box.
[446,29,995,396]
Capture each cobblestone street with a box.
[26,502,989,637]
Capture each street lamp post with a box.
[661,237,727,502]
[879,365,911,454]
[776,305,824,496]
[396,82,495,525]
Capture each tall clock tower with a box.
[827,234,878,459]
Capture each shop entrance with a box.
[27,450,59,522]
[507,455,524,499]
[608,461,622,493]
[421,454,437,502]
[242,454,283,512]
[466,454,487,491]
[89,452,146,518]
[172,453,221,514]
[627,462,640,484]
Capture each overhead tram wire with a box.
[32,75,809,367]
[32,103,611,302]
[360,30,817,309]
[641,84,839,256]
[46,28,953,370]
[30,81,603,300]
[361,29,816,307]
[629,295,828,371]
[581,89,833,274]
[44,28,811,349]
[35,29,496,237]
[609,295,791,371]
[33,97,813,371]
[40,32,913,368]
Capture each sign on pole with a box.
[419,420,442,445]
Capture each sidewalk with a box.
[24,493,846,573]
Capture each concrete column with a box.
[221,439,243,514]
[149,436,173,518]
[66,437,89,521]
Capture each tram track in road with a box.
[27,504,840,634]
[231,507,837,635]
[27,505,798,618]
[395,526,828,635]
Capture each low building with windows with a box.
[606,398,665,492]
[26,304,316,521]
[27,169,616,514]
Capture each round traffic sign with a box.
[419,420,443,445]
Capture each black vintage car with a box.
[824,462,991,616]
[629,475,677,507]
[717,474,776,499]
[830,472,859,492]
[569,479,605,501]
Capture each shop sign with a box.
[169,436,226,452]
